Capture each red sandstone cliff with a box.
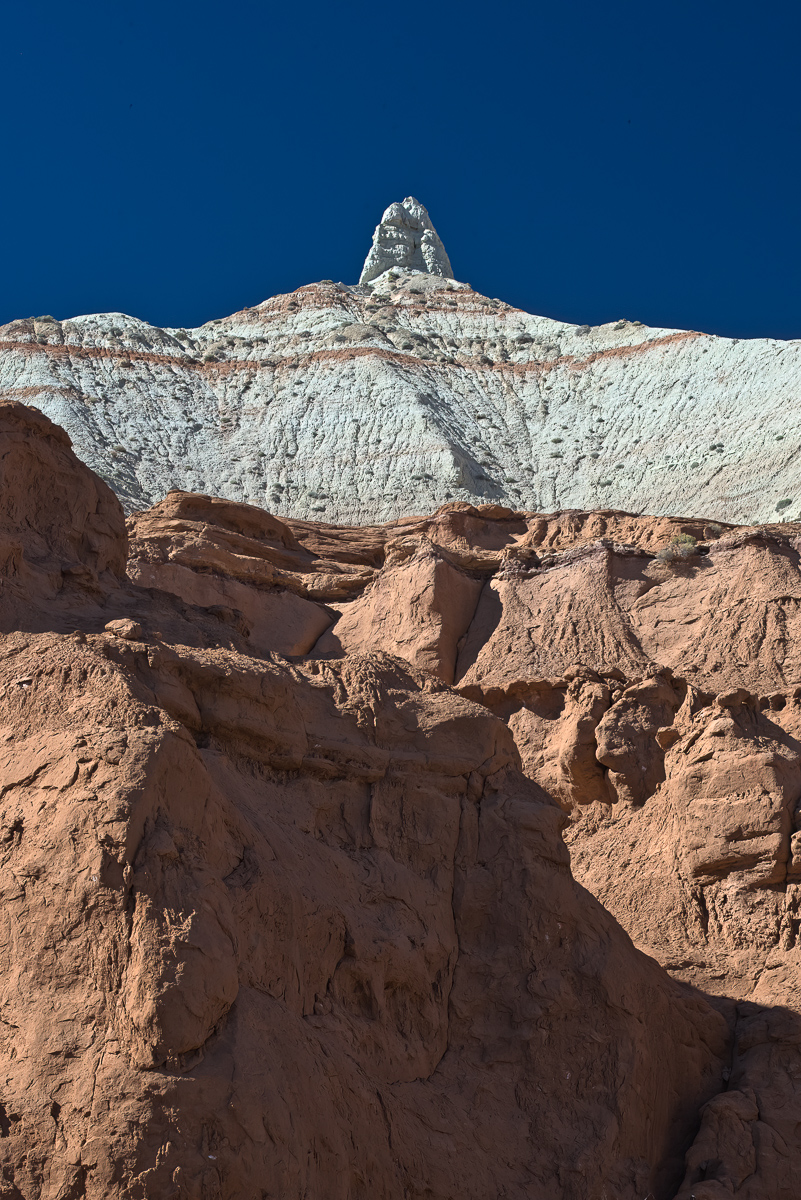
[0,401,797,1198]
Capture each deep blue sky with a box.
[2,1,799,338]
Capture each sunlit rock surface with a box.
[359,195,454,284]
[1,199,798,526]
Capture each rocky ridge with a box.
[1,199,799,526]
[0,400,800,1197]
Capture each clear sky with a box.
[2,0,799,338]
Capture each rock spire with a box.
[359,196,454,284]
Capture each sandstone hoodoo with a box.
[0,397,799,1198]
[1,199,800,526]
[358,196,455,284]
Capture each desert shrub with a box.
[656,533,698,563]
[706,522,723,537]
[776,498,793,513]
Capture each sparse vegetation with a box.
[776,498,793,512]
[655,533,698,563]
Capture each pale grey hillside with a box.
[1,197,798,524]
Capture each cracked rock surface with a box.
[0,401,800,1197]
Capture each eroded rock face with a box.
[0,401,125,599]
[2,253,801,526]
[359,196,454,285]
[2,405,801,1198]
[0,624,734,1200]
[314,539,483,683]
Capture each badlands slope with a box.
[0,197,799,525]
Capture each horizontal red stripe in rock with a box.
[0,385,82,401]
[0,329,702,384]
[564,329,703,370]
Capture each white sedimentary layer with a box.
[0,232,799,525]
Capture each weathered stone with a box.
[1,401,801,1197]
[2,208,800,528]
[359,196,454,284]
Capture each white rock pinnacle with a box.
[359,197,454,285]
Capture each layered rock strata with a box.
[1,202,799,525]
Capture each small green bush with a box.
[776,498,793,512]
[656,533,698,563]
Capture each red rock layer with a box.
[0,401,798,1198]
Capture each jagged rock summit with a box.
[358,195,454,284]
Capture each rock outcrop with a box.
[127,482,801,1197]
[359,196,454,284]
[0,402,800,1196]
[1,203,800,526]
